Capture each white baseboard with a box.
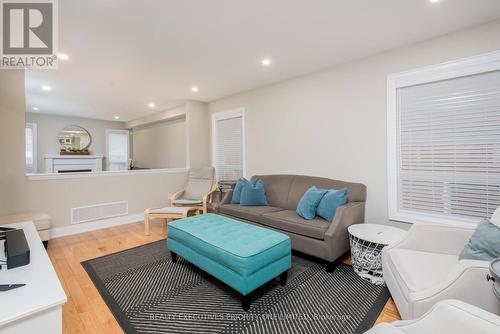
[50,213,144,239]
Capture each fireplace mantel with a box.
[44,155,103,173]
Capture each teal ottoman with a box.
[167,214,291,311]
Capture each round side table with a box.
[348,224,406,285]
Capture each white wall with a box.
[0,70,187,229]
[209,20,500,225]
[132,118,187,168]
[26,112,126,173]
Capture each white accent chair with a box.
[382,221,500,319]
[170,167,217,214]
[364,300,500,334]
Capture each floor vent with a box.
[71,201,128,224]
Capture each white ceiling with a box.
[25,0,500,121]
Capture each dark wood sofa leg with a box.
[241,294,250,312]
[279,270,288,285]
[171,251,177,263]
[43,240,48,249]
[326,261,337,273]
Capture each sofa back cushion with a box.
[251,174,366,210]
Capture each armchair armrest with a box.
[170,188,185,204]
[385,223,475,256]
[324,201,365,261]
[202,186,218,213]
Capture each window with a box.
[212,108,245,182]
[106,129,129,171]
[25,123,37,174]
[388,51,500,225]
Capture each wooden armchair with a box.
[170,167,217,214]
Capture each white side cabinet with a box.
[0,222,67,334]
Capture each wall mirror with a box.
[58,125,92,152]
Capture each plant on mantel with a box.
[60,148,90,155]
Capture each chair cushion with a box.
[149,207,194,214]
[459,219,500,261]
[260,210,330,240]
[240,179,268,206]
[387,248,458,293]
[184,179,212,200]
[172,199,203,205]
[219,204,283,222]
[296,186,327,220]
[316,188,348,222]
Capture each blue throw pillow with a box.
[231,178,252,204]
[296,186,328,220]
[316,188,348,222]
[459,219,500,261]
[240,179,268,206]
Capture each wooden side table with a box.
[144,206,200,235]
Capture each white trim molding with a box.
[26,167,187,180]
[387,50,500,226]
[51,213,144,239]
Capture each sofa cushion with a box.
[296,186,327,220]
[250,175,295,208]
[388,248,458,293]
[459,219,500,261]
[218,204,283,222]
[260,210,330,240]
[316,188,348,222]
[240,179,268,206]
[231,178,252,204]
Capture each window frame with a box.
[211,108,246,182]
[105,129,130,171]
[387,50,500,226]
[25,122,37,174]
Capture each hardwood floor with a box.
[47,221,401,334]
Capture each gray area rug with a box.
[82,240,390,334]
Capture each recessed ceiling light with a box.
[33,107,39,111]
[191,86,199,92]
[261,58,272,66]
[114,116,120,120]
[148,102,156,108]
[57,53,69,60]
[42,85,52,91]
[429,0,440,3]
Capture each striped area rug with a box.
[82,240,389,334]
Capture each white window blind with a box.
[106,130,129,171]
[213,112,244,181]
[396,70,500,223]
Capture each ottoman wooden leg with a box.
[171,251,177,263]
[279,270,288,285]
[241,294,250,312]
[144,210,150,235]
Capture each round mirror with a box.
[58,125,91,151]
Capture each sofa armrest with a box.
[324,201,365,261]
[385,223,475,256]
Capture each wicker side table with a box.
[348,224,406,285]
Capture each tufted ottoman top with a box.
[168,214,291,276]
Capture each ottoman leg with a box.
[326,261,337,273]
[279,270,288,285]
[241,294,250,312]
[43,240,48,249]
[171,251,177,263]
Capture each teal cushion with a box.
[296,186,328,220]
[459,219,500,261]
[316,188,348,222]
[231,178,252,204]
[240,179,268,206]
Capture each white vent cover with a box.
[71,201,128,224]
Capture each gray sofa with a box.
[216,174,367,271]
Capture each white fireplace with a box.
[44,155,103,173]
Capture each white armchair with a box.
[365,300,500,334]
[382,223,500,319]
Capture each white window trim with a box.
[26,122,37,173]
[211,108,246,181]
[387,50,500,226]
[105,129,130,171]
